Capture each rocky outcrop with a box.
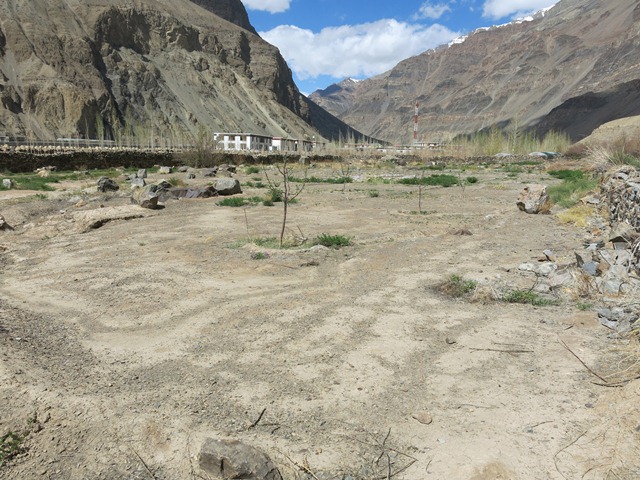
[0,0,362,143]
[310,0,640,143]
[189,0,257,35]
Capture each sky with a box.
[242,0,559,95]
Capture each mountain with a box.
[0,0,362,143]
[309,0,640,144]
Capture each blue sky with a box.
[242,0,558,94]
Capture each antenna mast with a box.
[413,100,419,145]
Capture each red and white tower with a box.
[413,100,419,144]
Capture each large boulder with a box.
[517,184,550,214]
[131,184,167,209]
[215,178,242,196]
[165,186,218,199]
[97,176,120,193]
[198,438,282,480]
[0,214,14,231]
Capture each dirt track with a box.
[1,163,639,479]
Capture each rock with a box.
[516,184,550,214]
[0,214,14,231]
[581,262,599,277]
[198,438,282,480]
[609,222,638,244]
[96,176,120,192]
[519,262,556,276]
[164,186,218,199]
[2,179,12,189]
[412,411,433,425]
[597,307,637,332]
[203,168,218,177]
[543,249,556,261]
[219,164,237,174]
[137,169,148,179]
[158,166,172,174]
[131,185,166,209]
[130,177,146,188]
[215,178,242,196]
[177,166,189,173]
[187,173,197,179]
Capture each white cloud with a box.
[242,0,291,14]
[482,0,557,20]
[414,2,452,20]
[260,20,459,81]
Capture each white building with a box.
[213,133,272,152]
[214,133,325,152]
[271,137,298,152]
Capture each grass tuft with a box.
[313,233,353,248]
[1,431,26,467]
[398,174,458,187]
[437,274,478,298]
[217,197,247,207]
[502,289,557,306]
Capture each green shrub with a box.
[438,274,478,298]
[398,174,458,187]
[548,169,584,181]
[313,233,353,248]
[368,190,380,198]
[1,431,26,466]
[290,176,353,184]
[548,177,598,208]
[466,176,479,184]
[245,166,261,174]
[502,289,557,306]
[217,197,247,207]
[267,186,283,202]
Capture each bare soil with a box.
[1,163,639,479]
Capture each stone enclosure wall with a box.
[0,150,341,173]
[603,166,640,231]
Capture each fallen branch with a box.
[130,446,158,480]
[469,347,533,354]
[553,431,587,480]
[558,337,609,383]
[282,452,320,480]
[248,407,266,429]
[375,428,392,465]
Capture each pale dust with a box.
[0,164,638,479]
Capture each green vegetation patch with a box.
[502,289,558,306]
[548,169,585,181]
[437,274,478,298]
[217,197,248,207]
[548,176,598,208]
[313,233,353,248]
[1,431,26,467]
[397,174,458,187]
[289,175,353,184]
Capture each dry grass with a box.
[556,204,596,227]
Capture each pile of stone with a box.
[602,166,640,230]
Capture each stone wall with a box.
[602,166,640,231]
[0,150,342,173]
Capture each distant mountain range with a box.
[0,0,363,143]
[309,0,640,144]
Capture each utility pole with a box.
[413,100,419,145]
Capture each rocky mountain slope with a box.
[0,0,361,143]
[310,0,640,144]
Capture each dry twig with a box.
[558,336,609,383]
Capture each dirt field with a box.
[1,161,639,479]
